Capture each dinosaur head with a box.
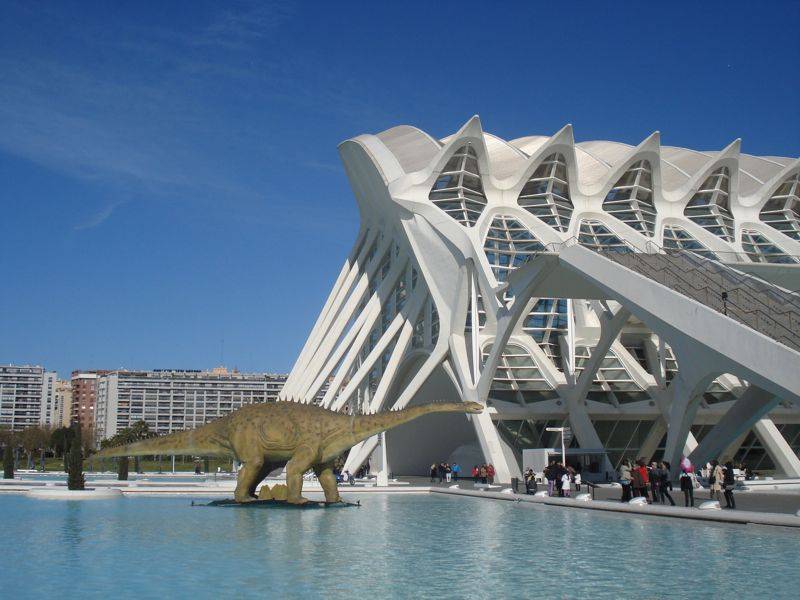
[462,401,483,414]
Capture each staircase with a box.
[592,248,800,353]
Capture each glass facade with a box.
[741,229,798,264]
[759,173,800,241]
[516,153,573,232]
[578,219,631,252]
[429,143,487,227]
[601,160,656,236]
[522,298,568,368]
[483,216,545,282]
[575,346,649,404]
[684,167,734,241]
[662,225,719,260]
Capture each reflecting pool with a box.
[2,493,798,599]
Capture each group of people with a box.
[618,459,677,505]
[618,457,737,509]
[429,462,462,483]
[471,464,496,484]
[539,461,582,497]
[428,462,499,484]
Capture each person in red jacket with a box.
[635,458,650,501]
[486,464,496,484]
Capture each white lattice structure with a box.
[280,117,800,482]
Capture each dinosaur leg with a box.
[234,456,265,503]
[314,463,341,503]
[249,460,276,498]
[285,445,315,505]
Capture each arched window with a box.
[741,229,798,264]
[516,153,573,232]
[483,216,544,282]
[684,167,734,241]
[429,143,487,227]
[602,160,657,236]
[574,347,648,404]
[578,219,631,252]
[482,343,550,391]
[759,173,800,241]
[662,225,719,260]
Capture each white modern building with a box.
[94,367,288,444]
[0,365,58,430]
[280,117,800,482]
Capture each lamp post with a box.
[546,426,571,467]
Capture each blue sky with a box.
[1,1,798,378]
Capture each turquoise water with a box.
[2,493,798,599]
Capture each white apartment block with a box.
[0,365,58,430]
[94,367,288,445]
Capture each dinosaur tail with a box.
[95,428,229,458]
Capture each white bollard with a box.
[628,496,648,506]
[698,500,721,510]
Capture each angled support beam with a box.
[753,419,800,477]
[303,256,408,403]
[296,234,393,398]
[478,257,557,399]
[664,365,718,472]
[283,228,376,398]
[688,384,777,468]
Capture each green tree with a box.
[20,426,50,470]
[67,424,85,490]
[51,426,75,458]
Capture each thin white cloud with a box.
[74,201,124,231]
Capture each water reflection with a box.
[3,494,800,599]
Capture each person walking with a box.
[430,463,438,483]
[722,461,736,509]
[657,461,675,506]
[619,459,632,502]
[487,464,495,484]
[679,468,695,507]
[573,470,581,493]
[479,465,488,484]
[471,465,479,483]
[709,460,723,502]
[445,463,452,483]
[452,463,460,481]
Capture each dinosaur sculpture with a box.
[97,400,483,504]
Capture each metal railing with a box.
[528,238,800,354]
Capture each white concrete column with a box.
[469,409,521,483]
[688,384,776,468]
[754,419,800,477]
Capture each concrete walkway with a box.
[4,475,800,528]
[430,486,800,528]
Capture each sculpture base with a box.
[197,498,361,509]
[27,487,123,500]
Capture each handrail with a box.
[596,250,800,353]
[527,238,800,354]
